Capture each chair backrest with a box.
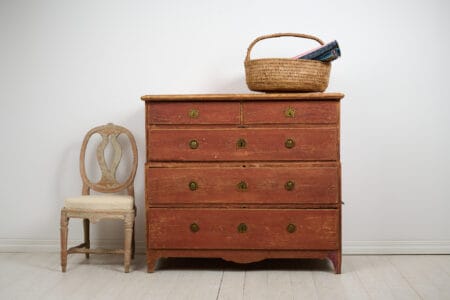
[79,123,138,195]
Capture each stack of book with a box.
[293,40,341,62]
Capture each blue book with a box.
[296,40,341,62]
[314,48,341,62]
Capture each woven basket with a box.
[244,33,331,93]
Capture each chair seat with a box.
[64,195,134,210]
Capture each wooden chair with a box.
[60,123,138,273]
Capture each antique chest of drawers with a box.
[141,92,344,273]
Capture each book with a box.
[312,48,341,62]
[293,40,341,62]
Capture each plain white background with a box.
[1,0,449,253]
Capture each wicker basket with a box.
[244,33,331,93]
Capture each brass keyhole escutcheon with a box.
[237,223,248,233]
[285,180,295,191]
[287,223,296,233]
[189,139,199,149]
[188,109,199,118]
[190,223,200,233]
[285,138,295,149]
[189,181,198,191]
[285,107,296,118]
[236,138,247,149]
[237,181,248,191]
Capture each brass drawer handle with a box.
[188,109,199,118]
[236,138,247,149]
[237,181,248,191]
[188,181,198,191]
[285,107,296,118]
[285,180,295,191]
[285,138,295,149]
[287,223,296,233]
[189,139,199,149]
[237,223,248,233]
[190,223,200,233]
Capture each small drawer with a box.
[147,165,339,205]
[148,208,339,250]
[147,102,240,125]
[147,128,338,162]
[243,101,339,124]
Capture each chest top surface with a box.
[141,92,344,102]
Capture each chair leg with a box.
[124,213,134,273]
[131,220,136,260]
[60,211,69,272]
[83,219,90,259]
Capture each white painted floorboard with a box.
[1,253,449,300]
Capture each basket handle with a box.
[245,33,325,62]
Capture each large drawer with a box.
[147,128,338,161]
[147,102,240,125]
[148,208,339,250]
[243,101,339,124]
[147,165,339,204]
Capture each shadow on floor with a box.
[156,257,332,272]
[63,254,333,273]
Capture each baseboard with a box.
[343,241,450,254]
[0,239,449,254]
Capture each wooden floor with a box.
[0,253,449,299]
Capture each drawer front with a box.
[148,208,339,250]
[147,102,240,125]
[147,128,338,161]
[243,101,339,124]
[147,166,339,204]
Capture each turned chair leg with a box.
[124,213,134,273]
[60,211,69,272]
[83,219,90,259]
[131,220,136,260]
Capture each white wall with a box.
[1,0,449,253]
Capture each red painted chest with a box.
[142,92,344,273]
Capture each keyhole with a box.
[237,138,247,149]
[237,181,248,191]
[285,107,296,118]
[237,223,248,233]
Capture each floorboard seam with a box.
[242,271,247,299]
[386,256,424,299]
[350,257,373,300]
[215,270,225,300]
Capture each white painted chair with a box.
[60,123,138,273]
